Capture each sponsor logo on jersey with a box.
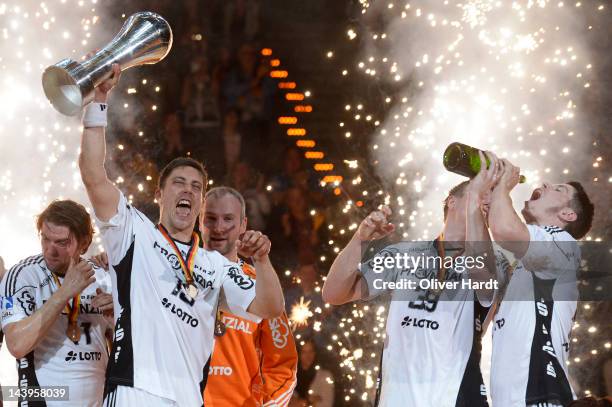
[209,366,233,376]
[39,275,52,288]
[400,316,439,330]
[42,296,103,315]
[269,317,290,348]
[227,266,254,290]
[17,290,36,316]
[536,300,549,316]
[153,241,214,275]
[79,302,104,315]
[1,296,13,309]
[222,315,253,334]
[64,350,103,362]
[161,297,200,327]
[114,326,124,362]
[542,341,557,357]
[194,274,214,291]
[494,318,505,330]
[546,361,557,378]
[154,241,184,270]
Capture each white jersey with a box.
[0,254,112,407]
[359,240,500,407]
[97,192,260,407]
[491,225,580,407]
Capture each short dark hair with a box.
[36,200,94,252]
[204,186,246,220]
[565,181,594,239]
[443,180,470,221]
[158,157,207,194]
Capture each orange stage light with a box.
[270,70,288,78]
[285,93,305,101]
[296,140,316,148]
[305,151,324,159]
[314,163,334,171]
[294,105,313,113]
[287,128,307,136]
[323,175,343,184]
[278,82,297,89]
[278,116,298,125]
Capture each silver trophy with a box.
[42,11,173,116]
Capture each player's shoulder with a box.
[2,254,46,295]
[199,248,234,270]
[493,245,510,261]
[376,240,433,256]
[396,239,434,252]
[117,191,152,226]
[529,224,576,242]
[200,247,223,262]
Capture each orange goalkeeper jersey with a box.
[204,262,297,407]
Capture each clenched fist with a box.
[59,259,95,301]
[357,205,395,241]
[237,230,271,261]
[84,50,122,103]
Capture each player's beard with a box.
[214,239,234,256]
[47,257,72,276]
[206,232,237,257]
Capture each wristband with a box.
[82,102,108,128]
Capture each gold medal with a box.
[51,270,82,342]
[66,321,81,343]
[157,224,201,300]
[188,284,198,299]
[214,314,226,337]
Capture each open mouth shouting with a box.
[524,187,543,209]
[529,188,543,201]
[175,197,193,220]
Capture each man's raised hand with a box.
[357,205,395,241]
[467,150,501,202]
[59,259,95,301]
[495,158,521,194]
[237,231,272,262]
[90,252,109,271]
[84,50,122,103]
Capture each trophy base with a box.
[42,61,84,116]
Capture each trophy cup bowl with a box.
[42,11,173,116]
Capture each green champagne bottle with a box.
[443,142,526,183]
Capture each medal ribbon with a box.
[157,224,200,287]
[50,272,81,327]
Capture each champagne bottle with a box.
[443,142,526,183]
